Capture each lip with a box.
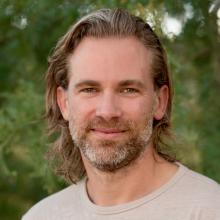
[91,128,127,139]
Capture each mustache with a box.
[84,117,135,131]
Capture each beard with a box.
[68,115,153,172]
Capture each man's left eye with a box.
[121,88,139,94]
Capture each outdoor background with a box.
[0,0,220,219]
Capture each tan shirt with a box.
[22,164,220,220]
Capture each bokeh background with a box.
[0,0,220,219]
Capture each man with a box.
[23,8,220,220]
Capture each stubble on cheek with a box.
[68,110,154,172]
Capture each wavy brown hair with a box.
[45,8,176,183]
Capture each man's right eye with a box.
[79,88,98,93]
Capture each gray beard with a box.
[69,117,153,172]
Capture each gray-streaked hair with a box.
[45,8,175,183]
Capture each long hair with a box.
[45,8,175,183]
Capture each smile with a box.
[90,128,127,139]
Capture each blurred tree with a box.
[0,0,219,219]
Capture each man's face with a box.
[57,37,168,172]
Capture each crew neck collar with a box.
[79,163,187,215]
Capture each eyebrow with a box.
[74,80,100,89]
[73,79,146,89]
[118,80,146,89]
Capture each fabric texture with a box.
[22,163,220,220]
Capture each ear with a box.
[57,86,69,121]
[153,85,169,120]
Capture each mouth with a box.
[90,128,127,139]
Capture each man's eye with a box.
[80,88,98,93]
[121,88,139,94]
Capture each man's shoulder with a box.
[183,166,220,190]
[176,164,220,205]
[22,181,83,220]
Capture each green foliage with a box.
[0,0,220,219]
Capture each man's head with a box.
[46,8,175,183]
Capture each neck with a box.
[82,145,178,206]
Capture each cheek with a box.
[123,100,153,122]
[68,97,95,120]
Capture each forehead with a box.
[67,36,153,85]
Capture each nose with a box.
[96,91,122,120]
